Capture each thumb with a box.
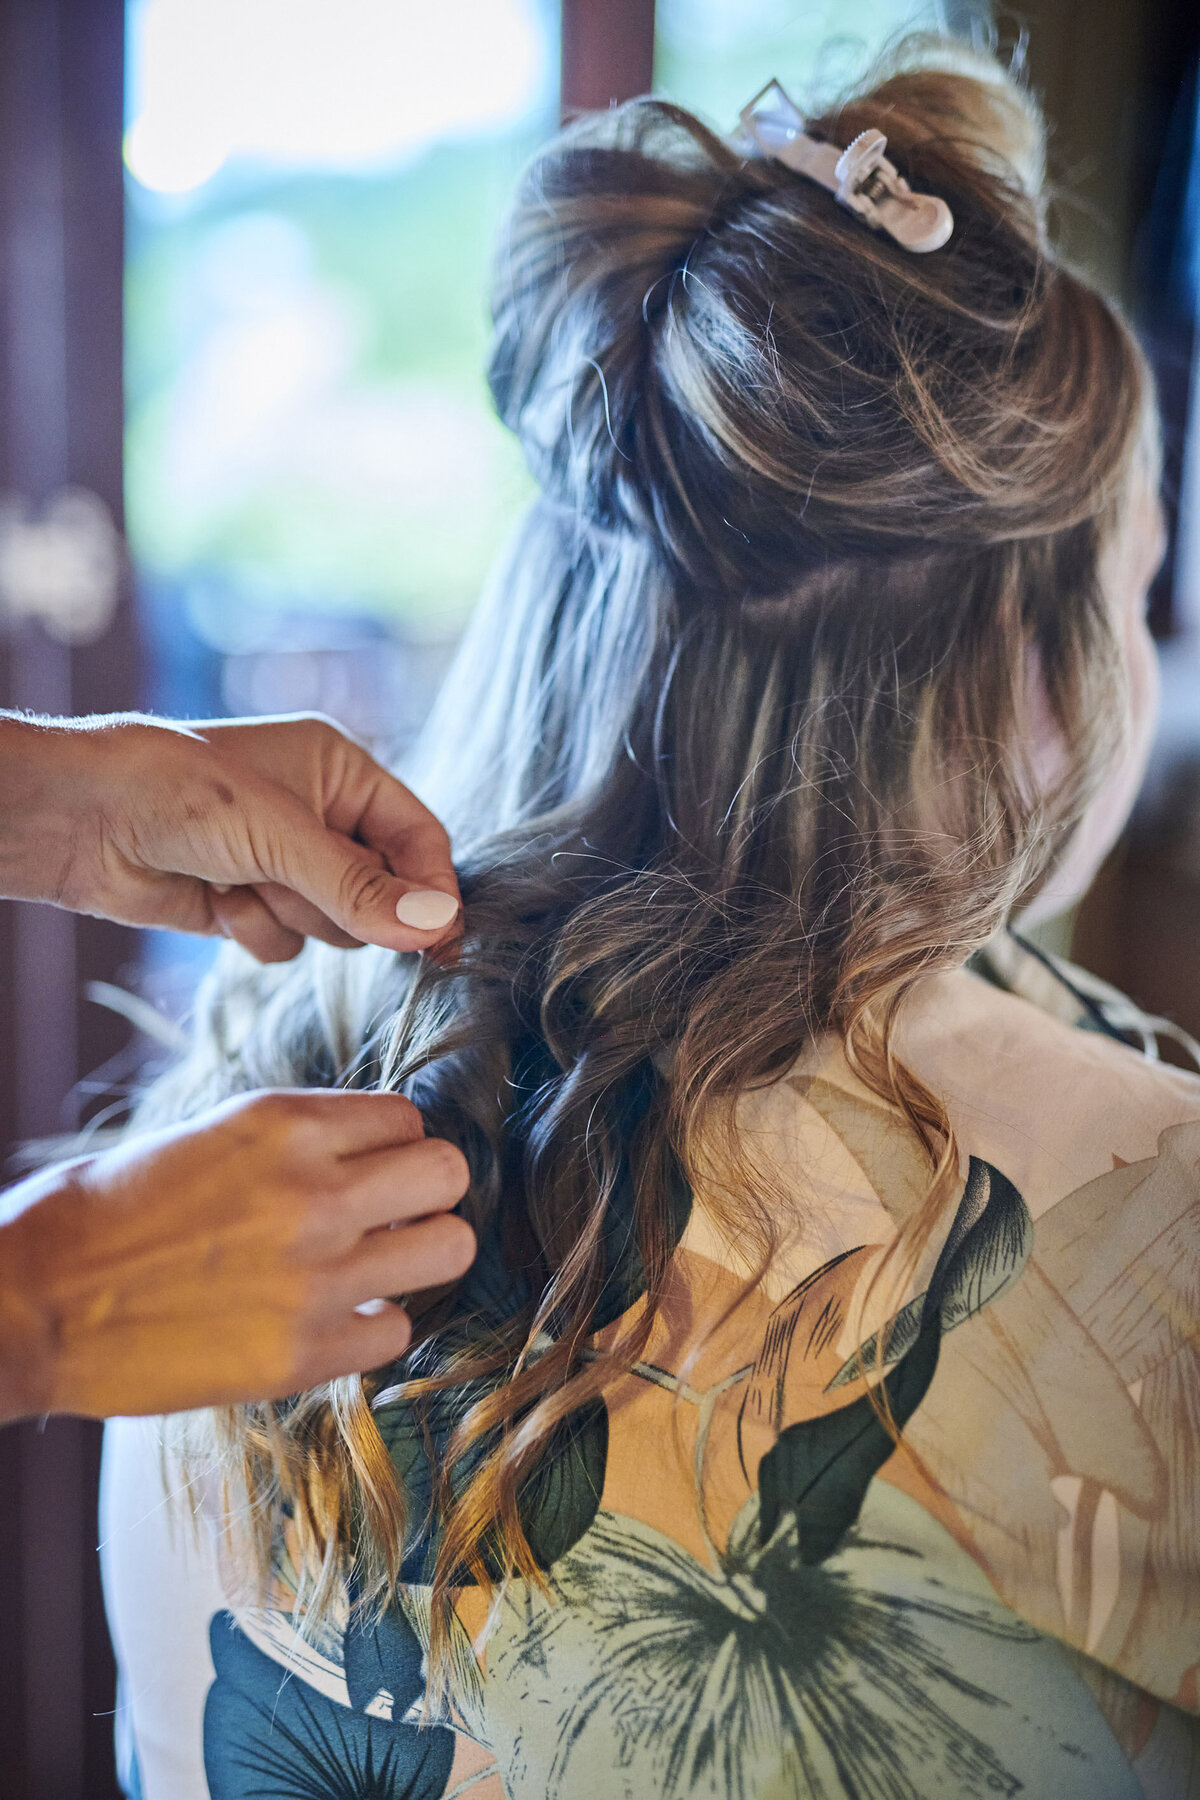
[249,797,460,952]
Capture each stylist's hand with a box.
[0,1090,474,1421]
[0,710,460,961]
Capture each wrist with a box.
[0,1203,56,1424]
[0,712,92,905]
[0,710,197,912]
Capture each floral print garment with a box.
[104,936,1200,1799]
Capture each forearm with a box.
[0,711,113,906]
[0,1198,54,1425]
[0,1094,472,1422]
[0,710,459,955]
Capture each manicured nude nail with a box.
[395,888,459,931]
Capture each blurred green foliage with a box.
[654,0,941,132]
[125,133,542,634]
[125,1,934,639]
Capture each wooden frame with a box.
[561,0,656,116]
[0,3,133,1796]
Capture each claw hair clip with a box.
[733,79,954,254]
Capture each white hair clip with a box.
[733,79,954,255]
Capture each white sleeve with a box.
[99,1415,227,1800]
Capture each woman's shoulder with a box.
[888,938,1200,1724]
[731,931,1200,1235]
[708,934,1199,1728]
[893,934,1200,1219]
[712,932,1200,1280]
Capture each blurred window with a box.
[125,0,974,1005]
[125,0,558,753]
[653,0,949,128]
[125,0,557,1004]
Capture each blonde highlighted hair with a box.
[141,35,1149,1675]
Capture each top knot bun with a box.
[487,100,743,561]
[487,40,1141,601]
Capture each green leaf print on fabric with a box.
[203,1610,456,1800]
[376,1380,609,1586]
[826,1157,1033,1390]
[756,1158,1027,1562]
[505,1398,609,1573]
[372,1053,690,1586]
[757,1314,940,1557]
[480,1483,1140,1800]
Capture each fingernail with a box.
[395,888,459,932]
[211,883,233,895]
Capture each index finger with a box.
[326,752,460,914]
[338,1135,472,1233]
[236,1089,426,1158]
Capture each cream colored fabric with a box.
[102,941,1200,1798]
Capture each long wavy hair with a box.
[144,37,1148,1665]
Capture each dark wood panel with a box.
[0,2,131,1798]
[561,0,655,116]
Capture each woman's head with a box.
[413,35,1154,1031]
[489,55,1137,591]
[162,36,1158,1648]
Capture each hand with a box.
[0,1090,475,1422]
[0,710,461,961]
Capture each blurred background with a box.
[0,0,1197,1794]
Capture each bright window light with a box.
[654,0,942,132]
[125,0,551,193]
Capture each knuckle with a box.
[262,1191,311,1256]
[290,1170,353,1246]
[297,711,339,739]
[219,1088,261,1124]
[240,1088,303,1125]
[298,713,353,762]
[279,1263,326,1324]
[337,861,392,926]
[435,1214,477,1271]
[363,1091,424,1148]
[364,1315,412,1375]
[284,1182,329,1237]
[387,1092,424,1137]
[424,1138,470,1199]
[214,1090,283,1155]
[256,1090,322,1147]
[422,815,452,855]
[284,1329,337,1393]
[237,1328,298,1399]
